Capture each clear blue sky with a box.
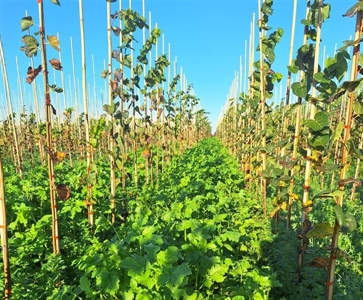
[0,0,358,132]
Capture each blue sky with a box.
[0,0,358,131]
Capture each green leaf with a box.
[341,78,363,92]
[261,2,273,15]
[54,87,63,93]
[322,4,331,20]
[314,72,330,84]
[287,60,299,74]
[330,121,344,144]
[96,269,119,295]
[221,230,241,242]
[334,205,345,227]
[303,119,322,131]
[21,16,34,31]
[157,246,179,266]
[158,263,192,286]
[101,70,109,79]
[353,101,363,115]
[123,54,132,68]
[21,35,39,57]
[334,205,357,233]
[204,264,229,288]
[303,111,329,132]
[305,222,334,238]
[134,63,143,76]
[80,275,91,293]
[50,0,61,5]
[291,80,308,98]
[143,244,160,262]
[120,255,147,275]
[103,101,119,115]
[343,2,363,17]
[309,134,330,148]
[343,212,357,232]
[314,111,330,128]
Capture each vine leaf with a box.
[291,78,308,98]
[343,2,363,18]
[313,189,345,200]
[26,65,42,84]
[50,0,61,6]
[334,205,357,233]
[48,84,63,94]
[101,70,110,79]
[305,222,334,238]
[49,58,63,70]
[308,257,329,269]
[111,26,121,36]
[303,111,329,132]
[47,35,60,51]
[51,104,57,115]
[21,16,34,31]
[56,184,71,201]
[20,35,39,57]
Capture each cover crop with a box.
[2,138,281,299]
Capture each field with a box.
[1,0,363,299]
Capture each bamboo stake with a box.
[107,0,116,224]
[161,33,166,175]
[14,75,26,164]
[257,0,267,218]
[142,0,149,186]
[154,22,160,184]
[326,9,363,299]
[0,36,23,178]
[38,0,60,255]
[148,11,153,184]
[15,56,25,117]
[299,0,323,272]
[79,0,93,227]
[130,0,139,189]
[285,0,299,229]
[52,61,61,131]
[91,55,97,117]
[57,33,67,113]
[282,0,297,157]
[350,131,363,201]
[119,0,127,222]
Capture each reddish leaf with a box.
[56,184,71,201]
[308,257,328,269]
[26,65,42,84]
[49,58,63,70]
